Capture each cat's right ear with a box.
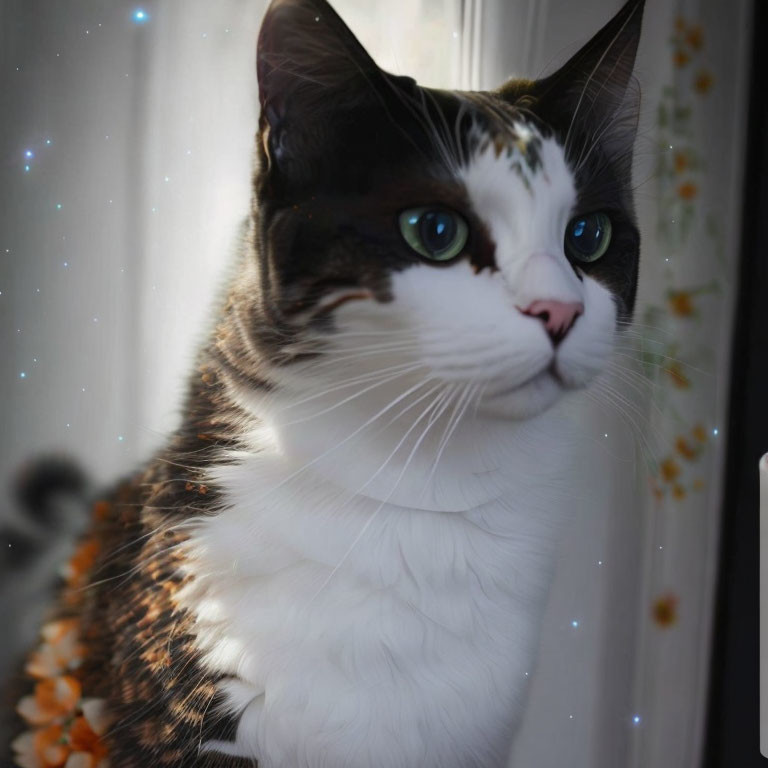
[504,0,645,170]
[256,0,381,172]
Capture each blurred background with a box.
[0,0,762,766]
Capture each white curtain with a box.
[477,1,751,766]
[0,1,752,765]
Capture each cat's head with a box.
[244,0,643,420]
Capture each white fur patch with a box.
[180,123,619,767]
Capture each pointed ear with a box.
[506,0,645,166]
[257,0,380,142]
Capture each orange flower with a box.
[13,507,114,768]
[63,755,95,768]
[694,69,714,94]
[36,725,69,767]
[672,483,687,500]
[62,539,99,587]
[674,49,690,67]
[677,181,698,200]
[660,458,681,483]
[26,620,84,679]
[668,290,695,316]
[686,25,704,51]
[674,16,686,33]
[68,717,108,763]
[13,714,111,768]
[692,423,708,443]
[64,753,106,768]
[665,362,691,389]
[17,676,82,726]
[41,619,79,646]
[652,593,679,627]
[12,723,71,768]
[673,152,689,174]
[80,698,113,736]
[675,436,698,460]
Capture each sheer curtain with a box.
[477,1,751,766]
[135,0,462,455]
[0,1,751,766]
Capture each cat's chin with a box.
[477,369,565,420]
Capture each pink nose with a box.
[519,300,584,344]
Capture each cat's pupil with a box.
[564,212,612,263]
[570,216,602,254]
[419,210,457,255]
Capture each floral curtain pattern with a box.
[627,4,750,767]
[477,1,751,765]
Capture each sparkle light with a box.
[24,149,34,158]
[24,165,30,173]
[571,620,579,628]
[713,428,719,436]
[56,203,62,210]
[45,139,52,146]
[118,435,124,442]
[19,372,26,379]
[133,9,148,24]
[632,715,641,726]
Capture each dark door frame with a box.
[703,0,768,764]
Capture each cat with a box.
[7,0,644,766]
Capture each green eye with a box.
[564,212,612,263]
[399,207,469,262]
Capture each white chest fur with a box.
[183,395,581,768]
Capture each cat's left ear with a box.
[504,0,645,167]
[256,0,385,171]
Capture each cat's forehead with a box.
[455,100,576,226]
